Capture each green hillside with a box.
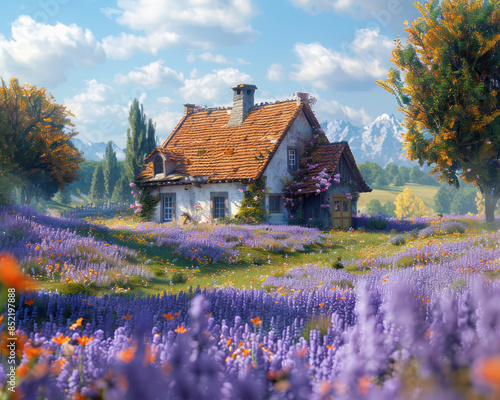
[357,183,441,214]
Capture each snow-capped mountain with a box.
[71,138,125,161]
[322,114,415,167]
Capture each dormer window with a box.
[154,156,163,175]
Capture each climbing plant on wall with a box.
[234,178,267,224]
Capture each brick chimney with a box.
[227,84,257,127]
[183,103,195,116]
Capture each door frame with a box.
[332,194,352,229]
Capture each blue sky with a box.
[1,0,421,148]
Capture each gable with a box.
[137,100,321,185]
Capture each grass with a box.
[27,209,499,297]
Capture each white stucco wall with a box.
[262,109,313,224]
[151,182,246,224]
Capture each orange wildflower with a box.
[70,317,83,330]
[123,314,132,320]
[77,336,94,346]
[24,299,34,306]
[251,317,262,325]
[175,326,187,334]
[163,313,174,320]
[118,346,136,363]
[0,253,37,291]
[52,334,70,345]
[474,355,500,391]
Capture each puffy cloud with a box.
[290,28,393,91]
[153,109,184,141]
[289,0,419,30]
[102,0,256,59]
[314,96,372,126]
[0,16,105,87]
[267,64,286,82]
[114,59,184,87]
[180,68,252,103]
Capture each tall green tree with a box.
[111,174,132,204]
[144,118,157,158]
[89,163,105,204]
[377,0,500,222]
[103,141,119,200]
[125,99,147,183]
[434,185,456,214]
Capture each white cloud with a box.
[0,16,105,87]
[153,109,184,141]
[290,28,393,91]
[180,68,252,103]
[114,59,184,87]
[188,52,249,65]
[103,0,256,60]
[267,64,285,82]
[289,0,418,28]
[65,79,135,145]
[314,96,372,126]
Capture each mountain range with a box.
[322,113,417,167]
[71,138,125,162]
[71,114,414,167]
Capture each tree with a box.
[394,187,428,219]
[365,199,384,215]
[450,187,478,215]
[103,141,119,200]
[0,77,83,205]
[125,99,147,183]
[383,201,397,217]
[144,118,157,158]
[374,173,389,186]
[392,174,405,186]
[89,164,105,204]
[377,0,500,223]
[386,163,399,181]
[53,190,71,206]
[111,174,132,204]
[434,186,456,214]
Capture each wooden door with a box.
[332,195,352,229]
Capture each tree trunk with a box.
[482,186,500,224]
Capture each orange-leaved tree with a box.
[377,0,500,223]
[0,77,84,205]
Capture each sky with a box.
[0,0,422,149]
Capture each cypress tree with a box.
[125,99,147,183]
[103,141,119,200]
[89,163,105,204]
[144,118,157,158]
[111,174,131,204]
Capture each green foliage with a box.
[392,174,405,186]
[332,257,344,269]
[434,186,456,214]
[234,178,267,224]
[103,141,119,200]
[144,118,157,158]
[366,199,384,216]
[89,164,105,204]
[171,272,188,285]
[53,190,71,206]
[302,316,331,341]
[450,187,479,215]
[59,282,95,296]
[374,173,389,186]
[376,0,500,222]
[330,280,354,290]
[391,235,406,246]
[125,99,147,183]
[366,215,389,231]
[111,174,132,204]
[397,256,415,269]
[138,189,160,221]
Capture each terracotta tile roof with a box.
[300,142,372,195]
[137,100,322,184]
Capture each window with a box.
[211,192,228,219]
[288,148,297,172]
[161,194,175,222]
[269,195,282,213]
[154,156,163,175]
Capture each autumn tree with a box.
[0,78,83,205]
[394,187,428,219]
[103,141,119,200]
[377,0,500,223]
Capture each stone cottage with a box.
[136,84,371,228]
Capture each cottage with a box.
[136,84,371,228]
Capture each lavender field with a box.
[1,205,500,399]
